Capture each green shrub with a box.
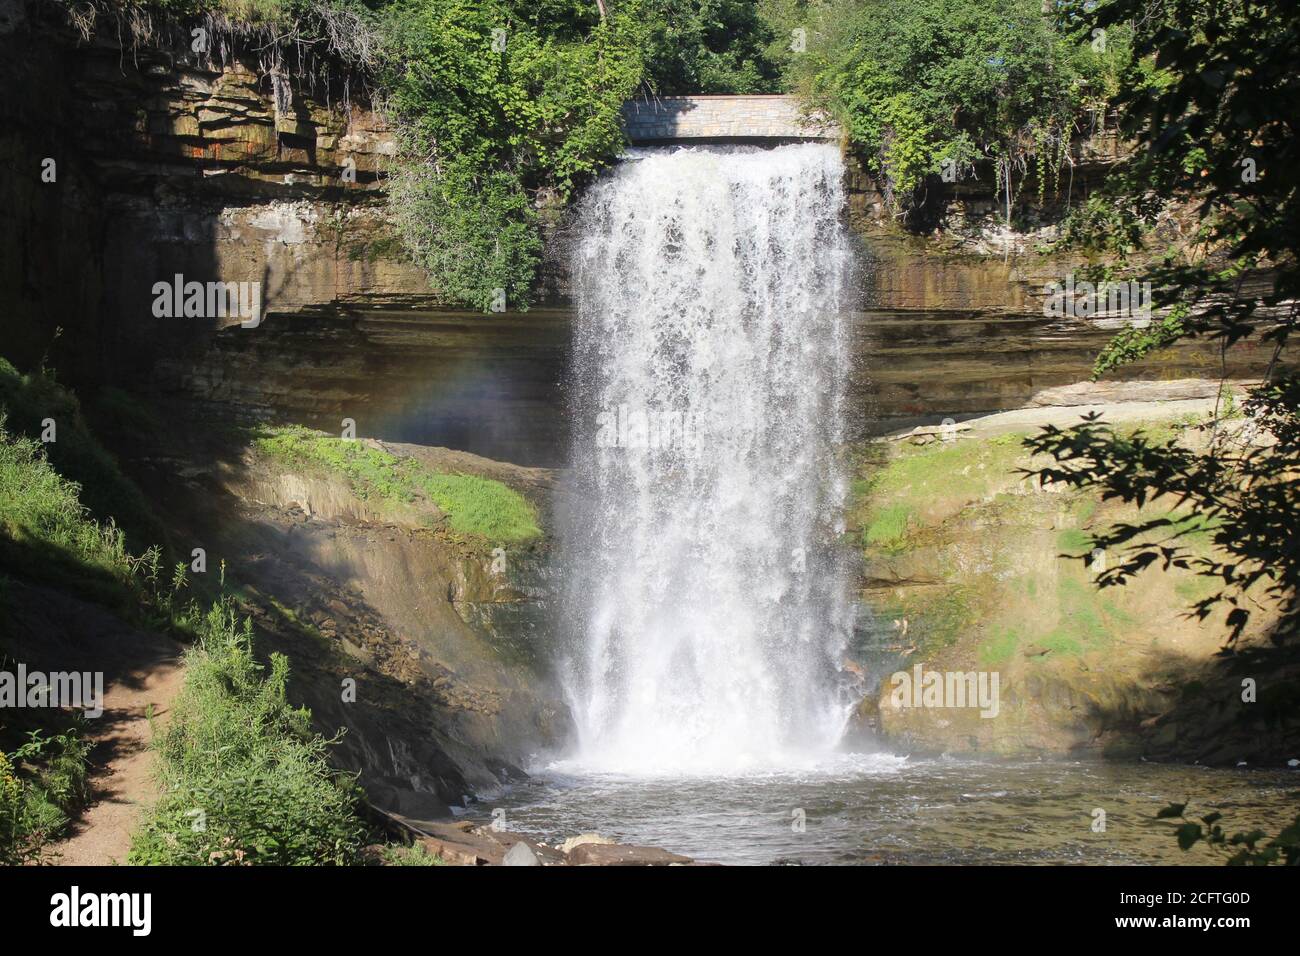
[0,359,162,549]
[0,415,135,599]
[0,415,197,623]
[0,728,92,865]
[129,601,367,866]
[379,0,645,309]
[796,0,1132,215]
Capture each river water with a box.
[471,755,1297,865]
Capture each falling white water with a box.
[561,143,857,775]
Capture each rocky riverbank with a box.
[845,399,1300,766]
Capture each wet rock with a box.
[416,823,507,866]
[503,843,541,866]
[560,833,615,854]
[566,844,693,866]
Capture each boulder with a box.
[503,842,541,866]
[566,843,693,866]
[559,833,616,854]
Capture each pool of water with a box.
[465,753,1298,865]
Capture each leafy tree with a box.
[798,0,1123,217]
[1027,0,1299,644]
[378,0,646,310]
[630,0,784,94]
[1075,0,1299,374]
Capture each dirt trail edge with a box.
[53,653,185,865]
[6,581,186,866]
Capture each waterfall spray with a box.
[562,143,856,774]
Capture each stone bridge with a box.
[622,95,840,144]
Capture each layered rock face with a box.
[2,6,1269,470]
[0,5,434,386]
[846,415,1299,765]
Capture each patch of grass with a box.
[380,842,445,866]
[863,502,915,552]
[0,415,134,602]
[1073,497,1100,525]
[1058,576,1111,643]
[851,434,1030,545]
[0,415,200,626]
[1174,573,1218,602]
[866,433,1028,504]
[416,472,541,544]
[1031,575,1131,657]
[254,425,541,543]
[1037,630,1083,655]
[128,600,368,866]
[0,359,163,550]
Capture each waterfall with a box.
[561,143,856,774]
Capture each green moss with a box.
[1057,528,1092,554]
[863,502,915,551]
[1073,498,1099,524]
[893,585,979,655]
[253,425,541,543]
[1033,575,1132,657]
[979,627,1020,666]
[1174,573,1218,602]
[864,432,1028,505]
[1058,576,1111,641]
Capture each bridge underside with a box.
[622,95,840,145]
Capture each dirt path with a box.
[51,656,185,865]
[6,581,187,866]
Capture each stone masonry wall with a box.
[622,94,840,142]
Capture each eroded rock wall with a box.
[3,4,1273,461]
